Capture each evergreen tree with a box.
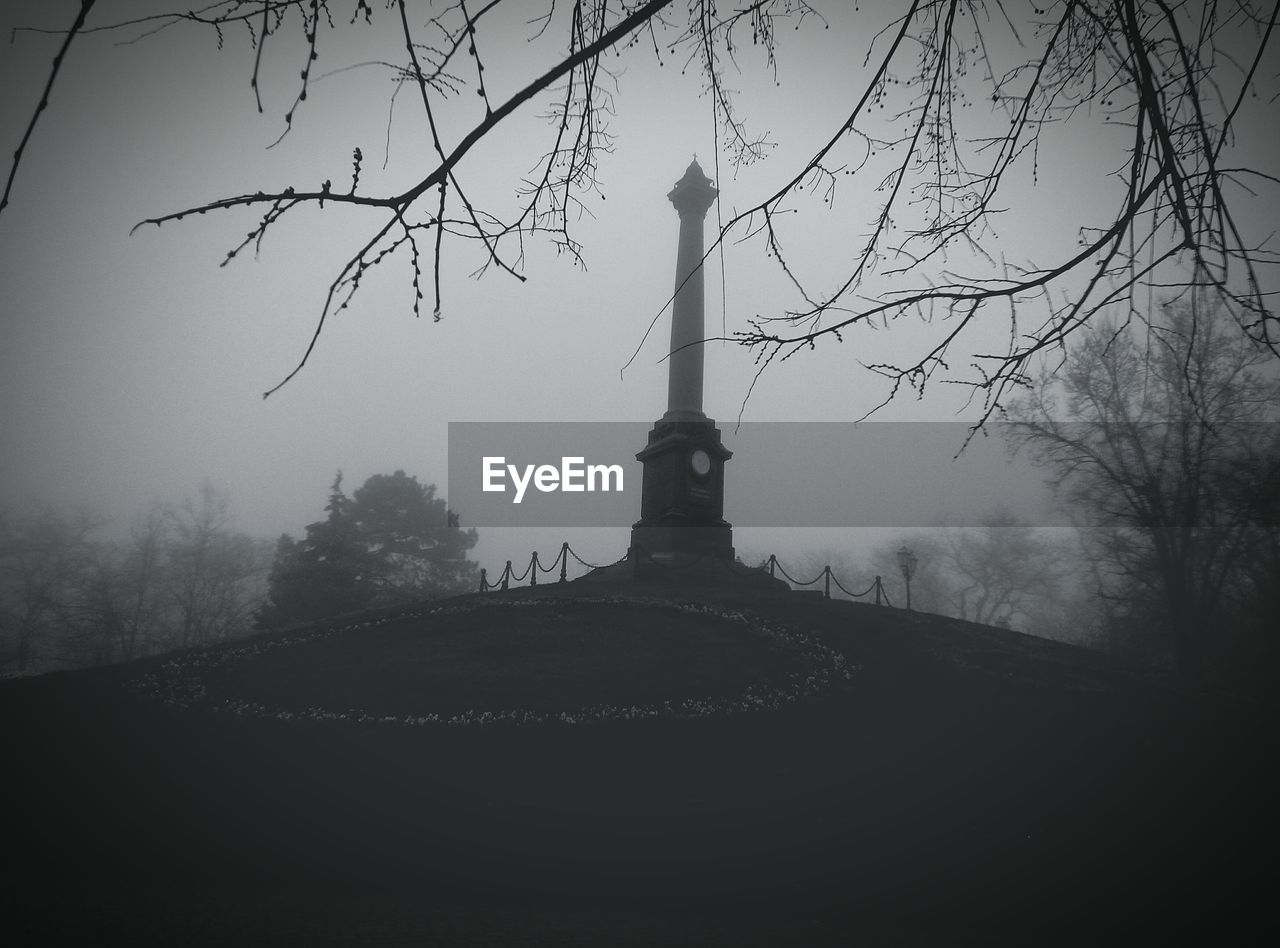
[348,471,479,601]
[257,471,477,628]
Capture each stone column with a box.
[665,160,718,420]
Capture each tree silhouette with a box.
[257,470,478,627]
[4,1,1276,414]
[165,483,268,649]
[349,470,480,601]
[1011,297,1280,684]
[932,513,1066,628]
[0,505,102,672]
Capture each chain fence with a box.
[478,543,893,605]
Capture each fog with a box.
[2,1,1276,583]
[4,8,1277,941]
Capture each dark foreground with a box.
[2,584,1274,946]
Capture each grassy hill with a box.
[2,580,1273,945]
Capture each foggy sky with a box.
[2,1,1276,569]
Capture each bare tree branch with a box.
[3,0,1276,414]
[2,0,97,214]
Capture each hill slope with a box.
[2,582,1273,945]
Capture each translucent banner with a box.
[447,421,1074,528]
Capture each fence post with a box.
[530,552,538,586]
[501,561,511,591]
[559,542,569,583]
[479,568,487,593]
[823,566,831,599]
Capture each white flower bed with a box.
[126,596,859,727]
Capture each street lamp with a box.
[897,545,918,611]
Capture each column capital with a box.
[668,159,718,218]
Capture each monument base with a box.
[629,523,734,562]
[576,546,790,593]
[628,524,734,582]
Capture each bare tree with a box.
[1010,297,1280,684]
[117,504,174,658]
[67,545,129,668]
[0,505,104,673]
[861,518,1090,637]
[3,2,1274,413]
[932,513,1066,628]
[165,483,269,649]
[69,504,173,665]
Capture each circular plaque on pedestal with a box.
[690,448,712,479]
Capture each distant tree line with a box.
[0,483,270,674]
[0,471,479,675]
[797,300,1280,694]
[792,517,1095,644]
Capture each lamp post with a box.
[897,545,918,611]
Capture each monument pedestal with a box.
[628,413,734,577]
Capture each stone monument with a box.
[628,160,735,570]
